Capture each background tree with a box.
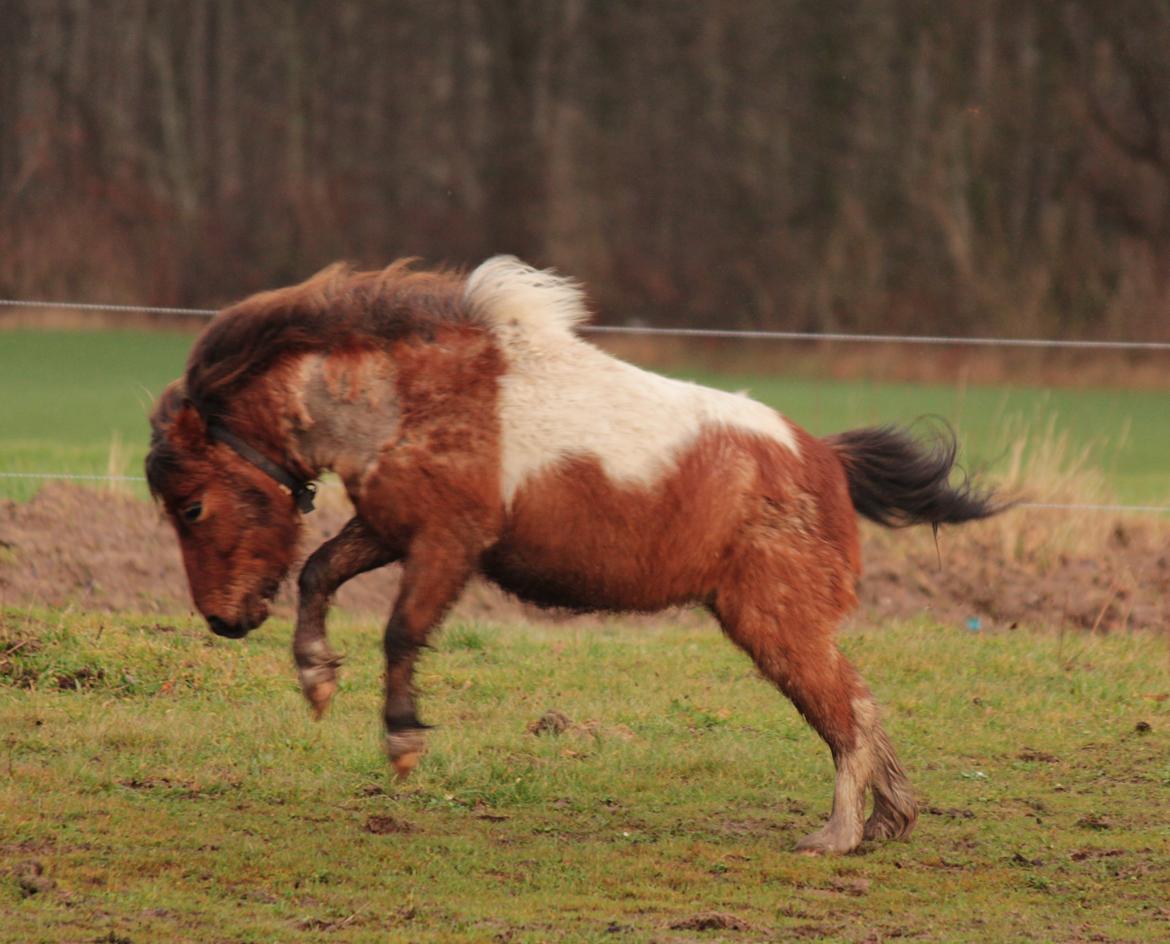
[0,0,1167,340]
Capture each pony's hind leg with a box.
[713,588,915,854]
[295,517,398,719]
[382,530,476,779]
[864,724,917,841]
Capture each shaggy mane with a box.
[185,260,470,420]
[145,380,189,500]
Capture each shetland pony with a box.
[146,257,999,854]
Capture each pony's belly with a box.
[480,439,761,613]
[479,542,697,613]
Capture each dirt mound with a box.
[0,483,528,626]
[0,483,1166,633]
[857,514,1169,634]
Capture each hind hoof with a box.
[864,805,917,842]
[794,823,862,856]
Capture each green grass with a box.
[678,369,1170,506]
[1,329,1167,504]
[0,331,190,500]
[3,608,1170,942]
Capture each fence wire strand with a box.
[3,296,1170,351]
[0,471,146,482]
[0,298,217,317]
[0,471,1166,515]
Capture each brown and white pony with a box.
[146,257,999,854]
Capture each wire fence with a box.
[0,298,217,317]
[0,471,147,483]
[4,296,1170,351]
[2,296,1167,515]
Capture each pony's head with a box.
[146,382,303,638]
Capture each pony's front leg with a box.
[382,532,476,779]
[295,517,398,719]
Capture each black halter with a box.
[208,424,318,514]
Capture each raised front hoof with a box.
[794,823,863,856]
[863,803,918,842]
[303,678,337,720]
[385,729,429,780]
[298,665,339,720]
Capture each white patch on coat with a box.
[465,257,800,503]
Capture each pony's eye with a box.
[180,502,204,524]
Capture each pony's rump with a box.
[825,423,1000,528]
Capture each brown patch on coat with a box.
[355,324,505,555]
[483,427,824,612]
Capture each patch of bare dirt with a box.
[14,860,55,898]
[1,483,1167,634]
[668,912,756,932]
[364,815,413,835]
[854,516,1170,633]
[0,483,551,626]
[526,709,640,742]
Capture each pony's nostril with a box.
[207,615,247,639]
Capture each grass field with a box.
[3,328,1169,940]
[3,608,1169,942]
[0,329,1167,504]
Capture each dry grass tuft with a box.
[977,414,1124,564]
[104,431,134,496]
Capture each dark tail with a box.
[825,423,1003,528]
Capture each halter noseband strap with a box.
[207,424,318,514]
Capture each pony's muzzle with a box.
[207,615,250,639]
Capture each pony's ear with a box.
[151,379,206,449]
[168,400,209,451]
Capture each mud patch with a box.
[14,860,55,898]
[1017,748,1060,763]
[0,629,41,687]
[364,815,413,835]
[668,912,756,932]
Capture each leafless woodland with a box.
[2,1,1169,339]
